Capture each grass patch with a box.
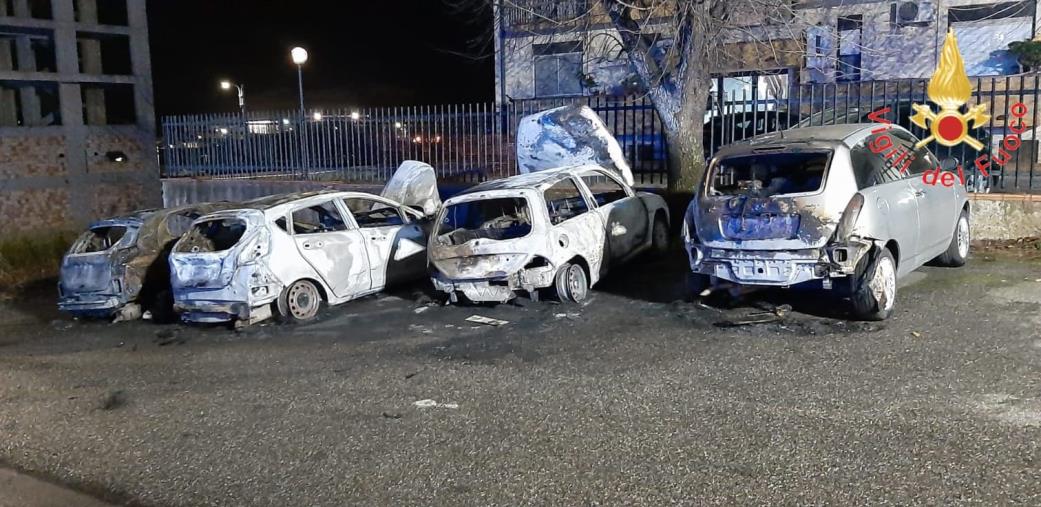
[0,232,75,298]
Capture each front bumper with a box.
[430,265,555,303]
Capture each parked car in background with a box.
[704,110,793,159]
[58,202,236,321]
[169,161,440,326]
[429,105,670,304]
[683,124,970,320]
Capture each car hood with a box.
[516,104,634,186]
[380,160,440,216]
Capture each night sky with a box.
[147,1,494,116]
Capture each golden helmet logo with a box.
[910,29,990,150]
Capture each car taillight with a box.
[835,193,865,242]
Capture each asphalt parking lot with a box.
[1,247,1040,506]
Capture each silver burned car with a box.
[683,124,970,320]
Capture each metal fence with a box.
[160,95,668,185]
[161,74,1041,193]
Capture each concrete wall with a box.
[0,0,159,240]
[970,194,1041,240]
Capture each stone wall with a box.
[970,194,1041,240]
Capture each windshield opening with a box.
[437,197,532,246]
[175,218,246,253]
[710,151,830,197]
[71,226,129,253]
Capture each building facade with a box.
[494,0,1039,103]
[0,0,158,240]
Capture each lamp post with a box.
[290,47,308,115]
[219,80,245,113]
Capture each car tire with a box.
[935,210,969,267]
[651,215,669,255]
[687,272,711,301]
[554,263,589,303]
[276,279,322,323]
[850,247,897,321]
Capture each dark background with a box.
[147,0,494,115]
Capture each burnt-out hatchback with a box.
[683,124,970,320]
[58,203,236,321]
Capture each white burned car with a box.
[169,162,439,325]
[429,105,670,303]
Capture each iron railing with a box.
[161,74,1041,193]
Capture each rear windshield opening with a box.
[175,219,246,253]
[710,151,830,197]
[437,198,531,246]
[71,226,128,253]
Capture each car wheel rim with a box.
[567,265,587,301]
[288,282,319,319]
[956,217,969,259]
[869,256,896,313]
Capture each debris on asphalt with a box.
[465,315,509,327]
[112,303,143,323]
[413,399,459,409]
[911,331,922,337]
[714,315,782,328]
[154,329,186,346]
[381,412,402,419]
[404,372,419,379]
[98,390,127,411]
[414,306,430,314]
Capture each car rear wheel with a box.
[554,263,589,303]
[935,210,969,267]
[276,280,322,323]
[651,215,669,255]
[850,248,897,321]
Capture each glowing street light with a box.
[350,111,360,121]
[219,80,246,113]
[290,47,308,115]
[312,111,323,122]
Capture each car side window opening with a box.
[291,200,348,234]
[580,172,629,206]
[544,179,590,225]
[341,197,406,228]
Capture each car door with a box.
[849,132,921,273]
[579,169,648,262]
[290,199,371,299]
[890,130,955,257]
[341,196,427,289]
[543,178,606,279]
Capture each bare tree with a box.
[450,0,807,192]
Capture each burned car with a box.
[169,161,439,326]
[683,124,970,320]
[58,203,235,321]
[429,105,670,304]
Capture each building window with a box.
[534,41,583,97]
[0,82,62,126]
[836,15,862,82]
[75,0,129,26]
[81,83,136,125]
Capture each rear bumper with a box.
[173,284,278,324]
[58,293,126,315]
[430,267,555,303]
[687,242,871,287]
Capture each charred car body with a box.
[169,161,439,326]
[683,124,970,320]
[58,203,235,320]
[429,105,670,304]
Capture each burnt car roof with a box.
[461,166,598,195]
[713,123,888,158]
[242,190,340,210]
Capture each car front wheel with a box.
[850,247,897,321]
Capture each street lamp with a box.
[291,47,308,115]
[219,80,245,113]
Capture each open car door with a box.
[516,104,634,186]
[380,160,440,216]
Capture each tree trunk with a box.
[665,80,711,194]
